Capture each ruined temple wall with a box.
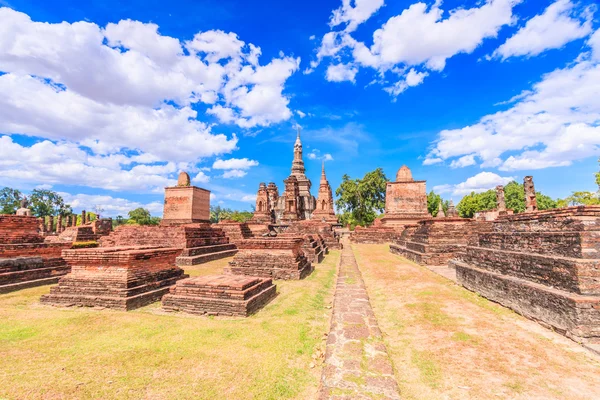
[0,215,44,244]
[99,224,228,249]
[384,181,428,215]
[451,205,600,343]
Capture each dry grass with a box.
[353,243,600,400]
[0,250,339,400]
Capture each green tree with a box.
[29,189,72,217]
[335,168,387,227]
[557,191,600,207]
[127,208,160,225]
[210,205,233,223]
[229,211,254,223]
[426,191,450,217]
[456,181,556,218]
[0,187,23,215]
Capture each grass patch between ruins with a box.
[0,250,339,400]
[352,243,600,400]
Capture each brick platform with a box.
[389,218,479,266]
[41,246,187,310]
[99,224,237,266]
[285,221,342,250]
[162,275,276,316]
[451,206,600,343]
[278,233,326,263]
[0,215,71,294]
[349,221,400,244]
[225,238,313,280]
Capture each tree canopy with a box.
[426,191,449,217]
[29,189,72,217]
[0,187,23,215]
[127,208,161,225]
[210,205,253,223]
[335,168,387,227]
[456,181,557,218]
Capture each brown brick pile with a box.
[278,232,327,263]
[226,237,313,280]
[41,246,187,310]
[0,215,70,293]
[390,218,479,266]
[349,223,400,244]
[285,221,342,250]
[99,224,238,266]
[451,206,600,343]
[162,275,276,316]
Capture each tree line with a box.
[336,160,600,228]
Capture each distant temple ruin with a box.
[380,165,430,227]
[252,127,336,224]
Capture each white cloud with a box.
[326,63,358,82]
[589,29,600,61]
[0,8,301,191]
[329,0,385,32]
[450,154,477,168]
[312,0,520,96]
[296,110,307,118]
[212,158,259,170]
[307,149,335,161]
[221,169,247,179]
[241,194,257,202]
[192,171,210,184]
[0,136,177,192]
[59,192,163,217]
[492,0,593,60]
[425,34,600,171]
[433,172,515,196]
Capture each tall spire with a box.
[292,126,305,176]
[321,161,326,182]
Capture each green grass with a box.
[411,350,442,388]
[0,250,340,400]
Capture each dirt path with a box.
[319,238,401,399]
[353,243,600,400]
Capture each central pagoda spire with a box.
[292,126,305,176]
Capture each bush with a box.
[71,241,99,249]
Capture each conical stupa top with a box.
[320,161,327,182]
[295,127,302,147]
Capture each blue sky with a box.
[0,0,598,216]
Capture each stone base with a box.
[453,260,600,343]
[225,262,313,280]
[0,257,69,294]
[390,243,466,266]
[162,275,276,316]
[41,246,187,311]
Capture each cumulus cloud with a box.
[0,136,177,192]
[326,63,358,82]
[424,33,600,171]
[312,0,520,96]
[433,172,515,196]
[492,0,593,60]
[59,192,163,217]
[221,169,247,179]
[212,158,259,170]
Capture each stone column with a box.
[81,210,86,226]
[56,215,63,233]
[39,217,46,234]
[72,214,77,227]
[47,215,54,233]
[496,185,506,212]
[524,176,537,213]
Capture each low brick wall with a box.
[226,238,313,280]
[0,215,43,244]
[41,246,187,310]
[162,275,276,317]
[453,205,600,343]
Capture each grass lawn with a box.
[353,243,600,400]
[0,250,339,400]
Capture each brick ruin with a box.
[285,221,342,250]
[350,218,399,244]
[252,128,319,224]
[162,172,211,226]
[312,163,338,223]
[41,246,187,310]
[162,275,276,317]
[389,218,482,266]
[451,205,600,343]
[381,165,430,227]
[0,215,70,293]
[278,232,327,264]
[226,237,313,280]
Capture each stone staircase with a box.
[176,243,238,266]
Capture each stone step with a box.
[179,244,237,257]
[176,249,238,266]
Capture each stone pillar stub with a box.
[496,185,506,212]
[524,176,538,213]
